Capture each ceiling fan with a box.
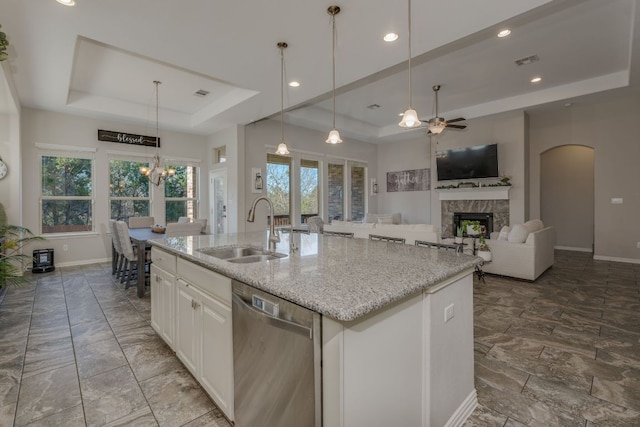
[423,85,467,135]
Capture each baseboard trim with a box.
[444,389,477,427]
[555,246,592,253]
[593,255,640,265]
[53,257,111,268]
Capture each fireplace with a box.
[453,212,494,237]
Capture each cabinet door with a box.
[175,279,201,377]
[200,294,234,420]
[150,265,176,349]
[150,265,162,335]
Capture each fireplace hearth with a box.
[453,212,494,237]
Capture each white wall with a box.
[376,136,432,224]
[243,119,377,231]
[429,111,527,232]
[529,93,640,262]
[21,108,208,266]
[0,62,22,227]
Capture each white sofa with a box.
[482,222,556,281]
[323,221,440,245]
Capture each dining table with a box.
[128,227,166,298]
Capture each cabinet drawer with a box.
[177,258,231,306]
[151,247,177,274]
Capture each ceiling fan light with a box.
[399,108,421,128]
[276,141,290,155]
[428,117,446,134]
[326,129,343,144]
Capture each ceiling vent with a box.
[194,89,210,97]
[367,104,381,109]
[514,54,539,66]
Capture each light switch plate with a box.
[444,304,455,322]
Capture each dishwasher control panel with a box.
[252,295,279,317]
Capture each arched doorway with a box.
[540,145,594,252]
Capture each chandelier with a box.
[325,5,342,144]
[140,80,175,186]
[398,0,421,129]
[275,42,290,155]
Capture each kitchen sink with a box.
[227,254,285,263]
[198,246,286,263]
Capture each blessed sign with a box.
[97,129,160,147]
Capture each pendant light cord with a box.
[154,80,160,151]
[408,0,412,108]
[332,13,337,128]
[280,45,285,143]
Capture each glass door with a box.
[210,170,227,234]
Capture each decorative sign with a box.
[386,168,430,192]
[97,129,160,147]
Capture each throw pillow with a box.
[523,219,544,233]
[391,212,402,224]
[377,216,394,224]
[498,226,510,241]
[363,213,378,224]
[508,224,529,243]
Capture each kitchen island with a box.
[149,231,480,427]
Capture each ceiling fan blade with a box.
[446,124,467,130]
[446,117,466,123]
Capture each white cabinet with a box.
[200,291,233,418]
[173,260,234,421]
[150,248,177,350]
[175,279,201,376]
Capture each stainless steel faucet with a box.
[247,196,280,250]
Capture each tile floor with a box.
[0,250,638,426]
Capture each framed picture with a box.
[386,168,430,192]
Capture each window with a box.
[350,164,366,222]
[300,159,319,223]
[109,159,150,221]
[165,164,198,223]
[41,155,93,234]
[266,154,291,226]
[327,163,344,221]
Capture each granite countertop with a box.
[149,231,480,322]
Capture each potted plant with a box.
[0,25,9,62]
[476,235,492,262]
[0,204,44,287]
[454,226,464,244]
[461,220,481,236]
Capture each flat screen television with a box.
[436,144,499,181]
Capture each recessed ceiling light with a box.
[497,29,511,38]
[531,76,542,83]
[383,33,399,42]
[288,81,300,87]
[56,0,76,6]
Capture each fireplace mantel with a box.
[436,186,511,201]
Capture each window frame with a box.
[38,146,96,236]
[266,153,293,227]
[108,154,152,222]
[163,159,200,223]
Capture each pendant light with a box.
[398,0,421,129]
[275,42,290,155]
[139,80,175,186]
[325,5,343,144]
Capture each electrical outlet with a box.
[444,304,455,322]
[63,244,68,251]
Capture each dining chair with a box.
[177,216,190,224]
[108,219,125,278]
[193,218,207,233]
[128,216,155,229]
[165,222,203,237]
[306,216,324,233]
[323,230,354,238]
[369,234,406,244]
[115,220,150,288]
[415,240,462,254]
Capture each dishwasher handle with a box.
[232,293,313,340]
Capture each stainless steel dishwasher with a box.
[232,280,321,427]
